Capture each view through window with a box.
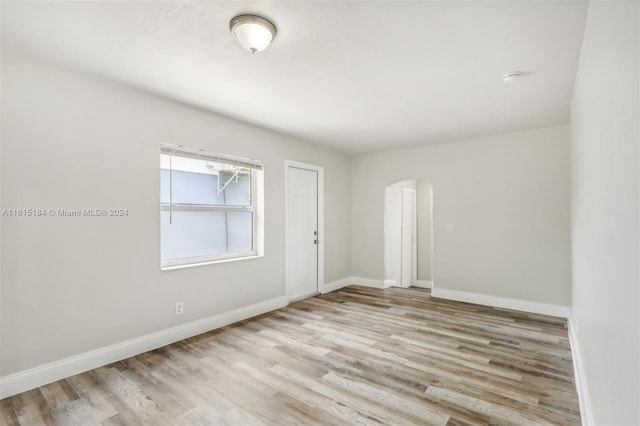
[160,145,263,269]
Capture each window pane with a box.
[161,211,227,260]
[160,150,260,267]
[161,170,223,205]
[221,173,251,206]
[227,212,253,252]
[161,169,250,206]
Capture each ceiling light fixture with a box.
[230,14,277,54]
[502,71,522,84]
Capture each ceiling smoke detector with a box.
[502,71,522,84]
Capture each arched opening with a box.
[384,179,433,289]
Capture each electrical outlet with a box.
[447,224,453,232]
[175,302,184,315]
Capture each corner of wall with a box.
[322,277,351,294]
[567,316,594,426]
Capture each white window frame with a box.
[160,144,264,271]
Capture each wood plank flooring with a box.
[1,286,581,425]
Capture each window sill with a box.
[161,254,263,271]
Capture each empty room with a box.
[1,1,638,425]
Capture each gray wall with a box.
[0,52,352,376]
[570,1,639,424]
[351,125,571,305]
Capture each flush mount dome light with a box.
[230,14,277,54]
[502,71,522,84]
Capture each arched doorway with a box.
[384,179,434,288]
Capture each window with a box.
[160,144,264,270]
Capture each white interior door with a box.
[286,166,319,301]
[401,187,417,287]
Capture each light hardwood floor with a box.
[1,286,581,425]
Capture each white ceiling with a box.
[1,1,588,154]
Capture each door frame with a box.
[284,160,325,300]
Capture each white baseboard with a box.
[324,276,406,290]
[568,316,594,426]
[384,278,398,287]
[413,280,433,289]
[431,287,570,318]
[322,277,351,294]
[0,295,288,399]
[351,276,385,288]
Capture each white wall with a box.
[383,179,416,286]
[383,181,403,286]
[351,125,571,306]
[384,179,432,286]
[417,181,433,282]
[0,52,351,377]
[570,1,639,424]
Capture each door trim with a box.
[284,160,325,300]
